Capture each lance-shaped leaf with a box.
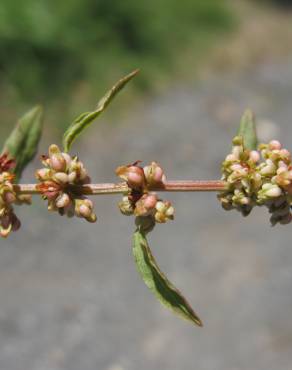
[3,106,43,181]
[238,109,258,150]
[133,229,203,327]
[63,69,139,152]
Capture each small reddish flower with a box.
[0,153,16,173]
[36,181,62,200]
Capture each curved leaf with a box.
[238,109,258,150]
[133,229,203,327]
[63,69,139,152]
[3,106,43,181]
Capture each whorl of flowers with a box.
[0,154,31,238]
[36,144,96,223]
[218,136,292,225]
[116,161,174,232]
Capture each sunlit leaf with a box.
[238,109,258,150]
[3,106,43,181]
[62,69,139,152]
[133,229,203,327]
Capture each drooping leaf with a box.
[133,229,203,327]
[3,106,43,181]
[238,109,258,150]
[62,69,139,152]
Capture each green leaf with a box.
[3,106,43,181]
[237,109,258,150]
[133,229,203,327]
[62,69,139,152]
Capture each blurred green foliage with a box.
[0,0,233,103]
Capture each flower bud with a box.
[264,184,282,198]
[116,165,145,190]
[134,193,158,216]
[56,193,71,208]
[74,199,96,222]
[275,168,291,187]
[143,162,166,185]
[127,167,145,189]
[118,196,134,216]
[165,205,175,217]
[260,160,276,176]
[249,150,260,163]
[49,154,66,172]
[143,194,157,209]
[35,168,51,181]
[280,149,291,162]
[53,172,69,184]
[155,201,165,213]
[76,202,91,218]
[278,160,288,169]
[269,140,282,150]
[68,171,77,183]
[155,200,174,223]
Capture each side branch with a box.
[13,180,226,195]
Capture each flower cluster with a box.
[218,137,292,225]
[0,154,31,238]
[36,145,96,223]
[116,161,174,232]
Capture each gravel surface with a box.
[1,60,292,370]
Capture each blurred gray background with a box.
[1,1,292,370]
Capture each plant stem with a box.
[14,180,226,196]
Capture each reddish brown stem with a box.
[152,180,226,192]
[14,180,226,195]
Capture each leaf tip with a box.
[121,68,140,85]
[241,108,255,122]
[238,108,258,150]
[30,104,44,116]
[194,316,204,327]
[129,68,140,77]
